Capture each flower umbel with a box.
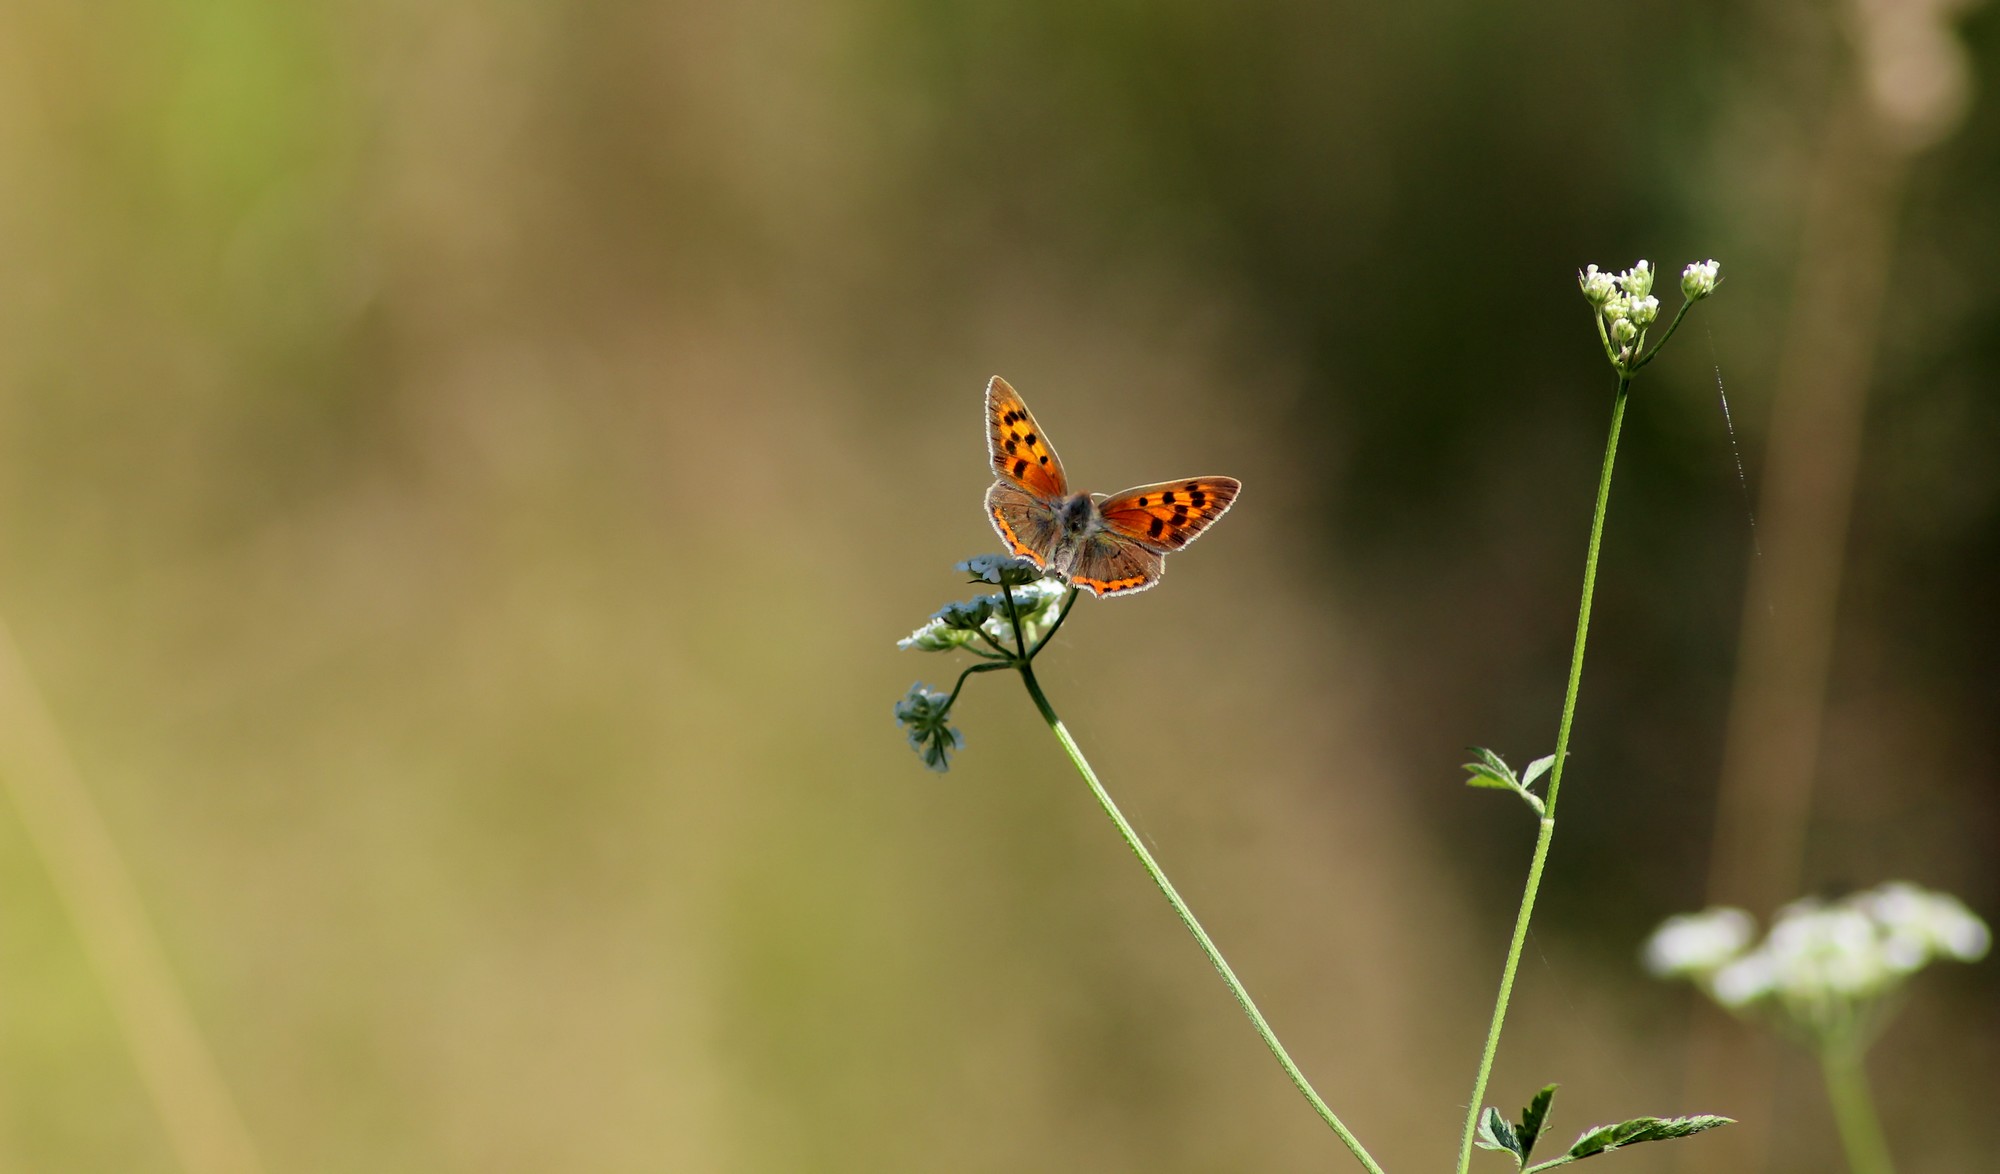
[893,557,1077,772]
[1644,907,1756,977]
[957,553,1047,587]
[899,575,1067,655]
[1644,881,1990,1045]
[1581,257,1720,375]
[1578,264,1617,306]
[895,683,962,772]
[1680,259,1721,300]
[1618,258,1654,297]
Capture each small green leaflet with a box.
[1520,753,1558,790]
[1476,1107,1521,1159]
[1515,1084,1557,1163]
[1474,1084,1560,1168]
[1463,746,1518,789]
[1563,1115,1734,1159]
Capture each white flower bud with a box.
[1681,259,1720,300]
[1618,260,1654,297]
[1578,264,1618,306]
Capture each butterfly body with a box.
[982,376,1240,597]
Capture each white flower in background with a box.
[1643,881,1989,1043]
[1711,949,1779,1008]
[1856,880,1991,967]
[1644,907,1755,977]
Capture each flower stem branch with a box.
[1631,300,1696,372]
[1027,585,1081,659]
[942,661,1013,714]
[1014,661,1387,1174]
[1456,375,1632,1174]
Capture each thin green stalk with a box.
[1455,376,1631,1174]
[1821,1045,1896,1174]
[1015,662,1386,1174]
[1027,585,1081,658]
[942,660,1012,713]
[1630,299,1696,372]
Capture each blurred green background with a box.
[0,1,1994,1171]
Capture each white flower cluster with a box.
[1680,259,1720,300]
[1578,260,1671,365]
[898,575,1067,653]
[1644,883,1989,1043]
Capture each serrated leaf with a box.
[1564,1115,1733,1160]
[1516,1084,1557,1161]
[1476,1107,1522,1159]
[1520,753,1558,789]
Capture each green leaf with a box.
[1564,1115,1733,1160]
[1520,753,1558,790]
[1476,1107,1522,1161]
[1463,747,1519,789]
[1516,1084,1557,1161]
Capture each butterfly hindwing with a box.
[1069,532,1167,596]
[986,479,1063,566]
[986,376,1069,500]
[1096,477,1241,552]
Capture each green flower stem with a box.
[942,660,1012,714]
[1821,1045,1896,1174]
[1015,662,1386,1174]
[1631,299,1696,372]
[999,582,1031,659]
[1455,376,1632,1174]
[1028,585,1081,658]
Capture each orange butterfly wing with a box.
[1068,533,1166,596]
[985,480,1063,566]
[1096,478,1241,552]
[985,376,1069,500]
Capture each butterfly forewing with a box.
[986,376,1069,499]
[985,480,1063,566]
[1096,477,1241,552]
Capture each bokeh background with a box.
[0,1,1994,1171]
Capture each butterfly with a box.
[983,375,1241,596]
